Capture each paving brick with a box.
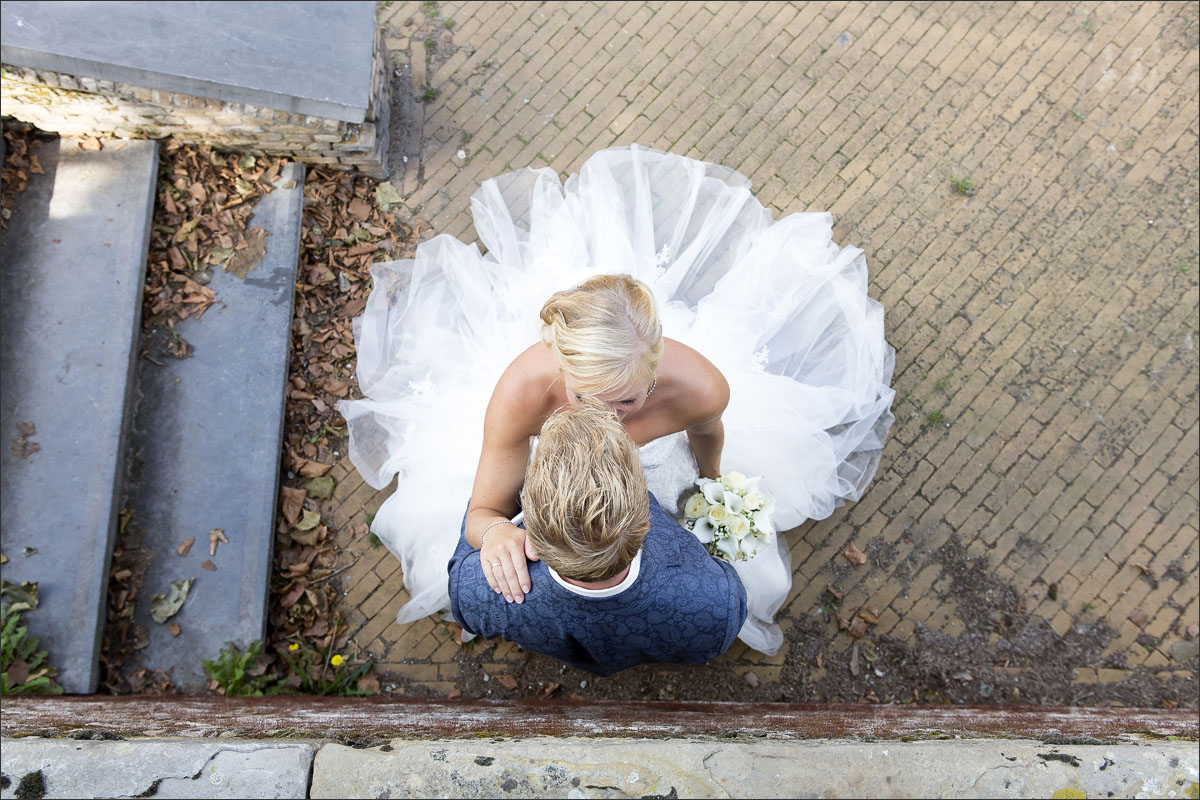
[296,0,1200,699]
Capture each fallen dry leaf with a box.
[849,642,861,676]
[176,537,195,557]
[150,578,193,623]
[347,197,371,221]
[294,509,321,531]
[835,611,850,631]
[847,618,869,639]
[280,486,306,527]
[1189,622,1199,639]
[541,681,561,697]
[357,673,381,694]
[1127,608,1149,626]
[495,674,519,690]
[298,459,333,478]
[844,543,868,566]
[201,560,217,571]
[857,607,879,625]
[743,671,760,688]
[78,136,102,151]
[7,658,31,686]
[448,688,462,699]
[815,651,824,669]
[225,227,268,279]
[209,528,229,556]
[167,623,181,637]
[280,582,307,607]
[825,583,842,601]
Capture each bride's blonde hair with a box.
[539,274,663,396]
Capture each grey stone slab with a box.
[123,163,303,690]
[1,2,375,123]
[0,137,158,694]
[309,737,1200,799]
[0,738,316,799]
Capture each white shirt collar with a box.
[546,550,642,598]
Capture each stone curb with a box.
[0,739,316,799]
[2,736,1196,799]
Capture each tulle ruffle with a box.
[342,144,895,655]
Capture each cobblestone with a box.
[321,1,1200,703]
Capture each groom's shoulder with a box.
[644,494,741,585]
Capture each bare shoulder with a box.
[661,338,729,423]
[486,343,561,438]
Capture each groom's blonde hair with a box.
[522,399,649,582]
[539,274,663,397]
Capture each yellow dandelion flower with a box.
[331,654,344,667]
[288,643,300,652]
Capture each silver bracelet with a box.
[478,519,515,549]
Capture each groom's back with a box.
[448,495,747,676]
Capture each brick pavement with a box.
[324,1,1198,702]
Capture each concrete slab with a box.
[309,737,1200,799]
[0,738,315,799]
[123,163,304,690]
[0,137,158,694]
[1,2,375,123]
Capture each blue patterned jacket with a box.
[447,494,747,676]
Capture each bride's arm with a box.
[687,416,725,479]
[683,359,729,479]
[465,381,540,604]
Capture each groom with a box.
[448,400,747,676]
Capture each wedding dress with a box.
[341,144,895,656]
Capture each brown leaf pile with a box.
[142,140,287,332]
[100,508,173,694]
[0,121,54,234]
[268,167,427,669]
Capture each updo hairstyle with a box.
[539,274,663,396]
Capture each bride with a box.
[341,144,895,655]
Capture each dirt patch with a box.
[377,533,1198,709]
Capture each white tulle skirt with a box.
[341,144,895,656]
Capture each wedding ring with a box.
[491,562,502,568]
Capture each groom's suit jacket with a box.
[448,494,747,676]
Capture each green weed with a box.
[949,176,975,197]
[201,641,282,697]
[367,532,383,549]
[422,86,440,102]
[278,641,374,696]
[1070,108,1087,122]
[926,410,944,425]
[1,581,63,696]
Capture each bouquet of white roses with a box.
[682,471,776,562]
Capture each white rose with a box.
[707,505,730,527]
[722,471,748,492]
[683,493,711,520]
[743,490,765,511]
[726,514,751,540]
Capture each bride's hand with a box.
[480,523,540,604]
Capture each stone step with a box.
[0,137,159,694]
[121,163,305,691]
